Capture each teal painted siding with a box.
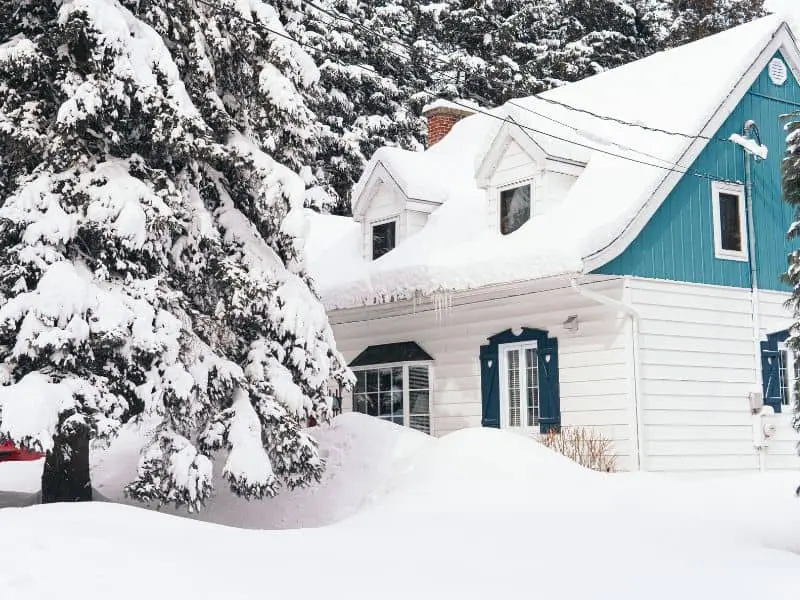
[595,52,800,291]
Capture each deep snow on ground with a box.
[0,414,432,528]
[2,414,800,600]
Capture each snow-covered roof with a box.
[307,15,796,310]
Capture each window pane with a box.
[392,391,404,416]
[366,395,379,417]
[500,185,531,235]
[392,415,404,426]
[392,367,404,391]
[379,391,394,417]
[378,368,392,392]
[372,221,396,259]
[353,394,367,414]
[354,371,366,394]
[780,349,792,407]
[410,390,429,415]
[718,192,742,252]
[367,370,378,393]
[507,349,521,426]
[525,347,539,426]
[409,415,430,434]
[408,366,429,390]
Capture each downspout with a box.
[570,277,644,471]
[743,120,765,471]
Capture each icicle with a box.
[430,288,454,322]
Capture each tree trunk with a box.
[41,427,92,503]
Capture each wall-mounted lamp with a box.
[562,314,579,333]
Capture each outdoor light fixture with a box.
[563,314,579,333]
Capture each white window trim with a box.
[711,180,748,262]
[351,361,434,435]
[370,215,399,260]
[778,342,796,408]
[497,180,533,235]
[498,340,538,430]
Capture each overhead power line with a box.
[191,0,740,184]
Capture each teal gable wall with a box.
[594,52,800,291]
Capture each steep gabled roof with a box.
[306,15,796,310]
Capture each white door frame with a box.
[498,340,538,430]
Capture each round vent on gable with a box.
[769,58,788,86]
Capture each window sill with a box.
[714,250,748,262]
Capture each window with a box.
[711,181,747,261]
[352,364,431,434]
[778,342,799,409]
[480,327,560,433]
[372,220,396,259]
[761,329,792,413]
[499,184,531,235]
[498,341,539,429]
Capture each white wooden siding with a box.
[360,183,405,259]
[486,140,578,229]
[329,278,637,470]
[490,140,538,187]
[359,184,432,260]
[629,278,799,474]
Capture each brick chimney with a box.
[422,100,476,147]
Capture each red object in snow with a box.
[0,441,44,462]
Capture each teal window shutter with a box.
[760,329,789,413]
[479,328,560,431]
[537,338,561,434]
[480,344,500,428]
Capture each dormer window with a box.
[500,183,531,235]
[372,219,396,259]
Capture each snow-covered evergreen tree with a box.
[554,0,666,82]
[288,0,426,213]
[0,0,350,509]
[668,0,766,46]
[438,0,563,101]
[782,114,800,437]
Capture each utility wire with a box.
[192,0,740,184]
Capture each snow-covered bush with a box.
[0,0,351,510]
[539,427,617,472]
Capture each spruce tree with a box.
[782,114,800,436]
[668,0,766,46]
[295,0,426,213]
[0,0,350,509]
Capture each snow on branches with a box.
[0,0,350,510]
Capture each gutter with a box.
[570,277,644,471]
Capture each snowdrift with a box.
[2,414,800,600]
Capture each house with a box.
[306,15,800,475]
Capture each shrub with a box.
[539,427,617,472]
